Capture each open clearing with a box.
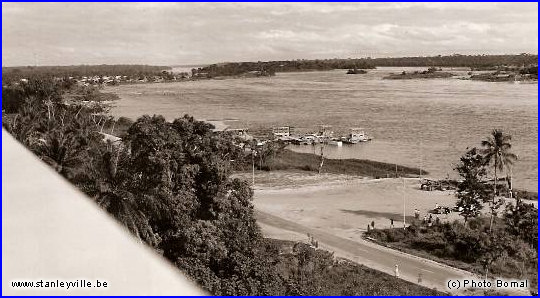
[253,172,460,242]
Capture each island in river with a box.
[383,67,454,79]
[346,68,368,74]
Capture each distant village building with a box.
[272,126,292,138]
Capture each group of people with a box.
[422,213,440,227]
[416,204,443,227]
[367,204,444,232]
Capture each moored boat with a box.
[328,139,343,146]
[342,128,371,144]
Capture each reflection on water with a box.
[109,67,538,191]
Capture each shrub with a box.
[385,228,408,242]
[365,229,388,242]
[411,232,447,251]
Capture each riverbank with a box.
[244,149,426,178]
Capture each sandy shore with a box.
[252,171,461,242]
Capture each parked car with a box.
[432,206,451,214]
[452,206,464,212]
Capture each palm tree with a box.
[34,128,87,179]
[3,101,46,148]
[89,145,159,247]
[96,187,158,247]
[481,129,517,233]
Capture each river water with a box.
[108,67,538,191]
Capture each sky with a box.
[2,2,538,67]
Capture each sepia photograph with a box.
[2,2,538,296]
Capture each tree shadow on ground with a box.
[340,209,416,222]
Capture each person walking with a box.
[394,264,400,278]
[390,218,394,228]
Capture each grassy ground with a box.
[259,149,426,178]
[514,189,538,201]
[262,238,446,296]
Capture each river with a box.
[107,67,538,191]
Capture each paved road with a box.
[257,210,478,294]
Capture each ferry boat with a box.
[342,128,371,144]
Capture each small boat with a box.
[328,139,343,146]
[291,135,316,145]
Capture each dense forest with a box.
[2,78,441,295]
[370,53,537,68]
[193,59,375,77]
[195,54,537,77]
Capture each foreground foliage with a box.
[259,239,444,296]
[366,214,537,292]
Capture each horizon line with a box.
[2,52,538,69]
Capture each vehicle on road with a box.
[431,206,451,214]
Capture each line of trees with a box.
[370,53,537,68]
[196,54,537,77]
[196,59,376,77]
